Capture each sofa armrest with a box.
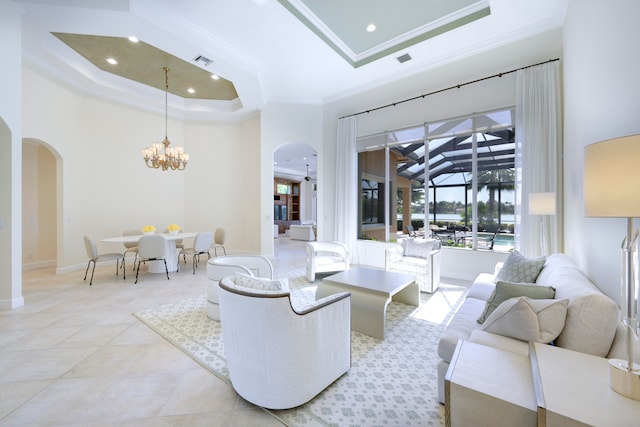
[385,245,404,267]
[295,291,351,315]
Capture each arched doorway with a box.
[22,139,61,271]
[273,142,317,239]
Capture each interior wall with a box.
[259,104,323,255]
[22,140,57,269]
[0,0,24,309]
[562,0,640,303]
[22,65,257,271]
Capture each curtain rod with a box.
[339,57,560,120]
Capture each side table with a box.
[532,341,640,426]
[445,340,537,427]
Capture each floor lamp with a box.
[584,135,640,400]
[528,192,556,256]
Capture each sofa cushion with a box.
[403,238,436,259]
[480,297,569,343]
[437,298,487,362]
[477,281,556,324]
[495,250,546,283]
[232,273,288,292]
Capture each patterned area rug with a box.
[134,269,468,426]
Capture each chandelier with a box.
[142,67,189,171]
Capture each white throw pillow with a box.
[495,250,546,283]
[480,297,569,343]
[403,238,436,259]
[232,273,288,292]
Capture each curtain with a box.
[335,116,359,264]
[515,61,563,257]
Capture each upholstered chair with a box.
[206,255,273,320]
[211,227,227,256]
[178,231,213,274]
[305,241,349,282]
[135,234,169,284]
[122,229,141,270]
[218,274,351,409]
[385,238,441,293]
[83,235,126,286]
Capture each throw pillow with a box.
[232,273,288,292]
[477,281,556,324]
[495,250,546,284]
[480,297,569,343]
[404,238,436,259]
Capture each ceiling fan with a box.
[304,164,311,181]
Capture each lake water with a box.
[406,213,515,224]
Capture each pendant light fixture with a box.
[142,67,189,171]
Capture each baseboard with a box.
[0,296,25,310]
[22,259,56,272]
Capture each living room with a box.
[2,0,640,425]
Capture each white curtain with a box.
[515,61,563,257]
[335,116,359,264]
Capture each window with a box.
[357,108,515,251]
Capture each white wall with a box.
[22,66,260,271]
[259,104,323,255]
[0,1,24,309]
[563,0,640,302]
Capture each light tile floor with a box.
[1,237,307,427]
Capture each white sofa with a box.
[385,238,441,293]
[289,224,315,241]
[437,252,631,403]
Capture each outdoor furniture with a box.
[218,274,351,409]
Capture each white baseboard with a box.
[0,296,25,310]
[22,259,56,272]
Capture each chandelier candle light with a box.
[584,135,640,400]
[142,67,189,171]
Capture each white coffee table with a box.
[317,266,418,339]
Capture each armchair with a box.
[305,241,349,282]
[206,255,274,320]
[218,275,351,409]
[385,238,441,293]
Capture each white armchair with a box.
[305,241,349,282]
[385,238,441,293]
[218,275,351,409]
[206,255,273,320]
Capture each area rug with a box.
[133,269,468,426]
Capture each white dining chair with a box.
[83,235,125,286]
[135,234,170,284]
[122,229,141,270]
[179,231,213,274]
[211,227,227,256]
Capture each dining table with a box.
[102,232,197,273]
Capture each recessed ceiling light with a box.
[187,88,195,94]
[128,36,139,43]
[366,23,376,32]
[211,74,220,80]
[106,57,117,65]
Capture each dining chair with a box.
[164,227,184,249]
[211,227,227,256]
[178,231,213,274]
[122,229,141,270]
[83,235,125,286]
[135,234,170,284]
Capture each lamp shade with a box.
[584,135,640,217]
[529,192,556,215]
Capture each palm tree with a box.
[476,168,515,229]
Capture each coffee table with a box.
[317,266,418,339]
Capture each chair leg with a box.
[192,254,197,275]
[134,260,141,284]
[163,259,169,280]
[84,260,96,285]
[121,258,126,280]
[222,246,226,255]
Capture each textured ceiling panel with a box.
[53,32,239,101]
